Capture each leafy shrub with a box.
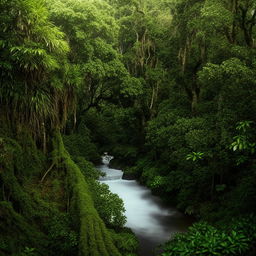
[45,213,78,256]
[74,156,102,179]
[19,247,39,256]
[110,229,139,255]
[161,216,256,256]
[90,180,127,228]
[63,124,101,163]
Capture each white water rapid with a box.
[98,155,192,256]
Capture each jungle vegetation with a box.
[0,0,256,255]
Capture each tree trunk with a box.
[42,122,47,154]
[191,88,199,115]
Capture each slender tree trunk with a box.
[149,85,155,110]
[73,108,77,131]
[40,163,55,183]
[42,122,47,154]
[191,87,199,115]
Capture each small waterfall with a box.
[102,154,114,165]
[99,154,123,181]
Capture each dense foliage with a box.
[162,216,256,256]
[1,0,256,255]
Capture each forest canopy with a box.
[0,0,256,255]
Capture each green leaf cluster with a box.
[162,217,256,256]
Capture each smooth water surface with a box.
[98,156,192,256]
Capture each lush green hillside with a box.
[0,0,256,255]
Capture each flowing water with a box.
[98,155,192,256]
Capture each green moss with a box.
[0,201,47,255]
[74,156,101,180]
[0,137,35,217]
[16,129,46,177]
[52,131,122,256]
[110,229,139,255]
[45,212,78,255]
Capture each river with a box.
[98,155,192,256]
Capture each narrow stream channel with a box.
[98,155,192,256]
